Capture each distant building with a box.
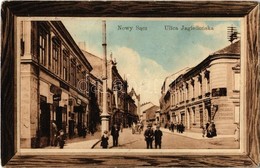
[160,40,240,135]
[82,50,139,128]
[19,21,92,148]
[128,88,141,125]
[141,102,159,125]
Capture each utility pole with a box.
[100,20,110,134]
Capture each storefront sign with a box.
[50,84,62,94]
[53,94,61,101]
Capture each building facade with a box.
[82,50,139,129]
[160,41,240,135]
[19,21,93,148]
[126,88,140,126]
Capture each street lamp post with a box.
[100,20,110,134]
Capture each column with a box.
[23,21,32,59]
[100,20,110,134]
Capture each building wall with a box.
[164,54,240,135]
[20,64,38,148]
[20,21,92,148]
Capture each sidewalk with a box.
[46,131,101,149]
[94,128,137,149]
[63,126,235,149]
[160,127,235,140]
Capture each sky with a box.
[62,18,241,106]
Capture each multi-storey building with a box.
[159,68,190,125]
[160,41,240,135]
[141,102,159,125]
[19,21,93,148]
[126,88,140,126]
[82,50,131,128]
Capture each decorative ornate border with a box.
[1,1,259,166]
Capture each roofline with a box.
[143,105,159,112]
[184,54,240,78]
[168,53,240,87]
[51,21,93,71]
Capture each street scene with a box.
[18,18,241,150]
[46,125,238,149]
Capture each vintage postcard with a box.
[17,17,244,153]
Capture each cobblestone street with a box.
[57,126,239,150]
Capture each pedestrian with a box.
[211,122,217,137]
[176,123,180,133]
[89,122,94,136]
[207,122,217,138]
[111,124,120,146]
[51,121,58,146]
[179,122,184,133]
[154,125,163,149]
[101,130,109,149]
[234,124,239,142]
[120,123,123,133]
[144,124,154,149]
[57,129,66,149]
[82,122,87,138]
[170,122,175,132]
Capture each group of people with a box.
[144,124,163,149]
[132,121,144,134]
[202,122,217,138]
[101,123,121,149]
[50,121,66,148]
[101,123,163,149]
[165,122,185,133]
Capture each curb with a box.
[91,139,101,149]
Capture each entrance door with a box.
[40,97,50,146]
[200,109,203,128]
[181,113,185,125]
[56,107,63,131]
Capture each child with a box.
[101,130,109,149]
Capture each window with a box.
[70,59,76,86]
[234,106,240,123]
[186,83,189,100]
[198,75,202,97]
[52,38,60,75]
[234,73,240,91]
[76,65,81,90]
[39,30,47,66]
[63,50,69,81]
[204,70,210,94]
[191,78,195,99]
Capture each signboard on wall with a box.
[212,88,227,97]
[53,94,61,101]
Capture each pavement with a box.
[45,131,102,149]
[160,127,235,140]
[54,126,235,149]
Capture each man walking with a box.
[154,125,163,149]
[144,124,154,149]
[111,123,120,146]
